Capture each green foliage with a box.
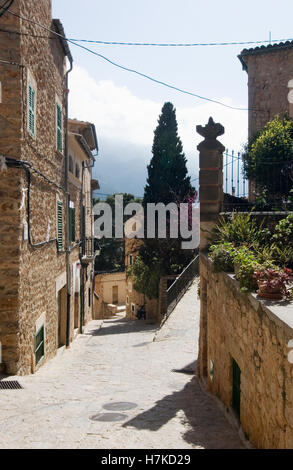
[233,246,256,266]
[138,102,196,285]
[209,243,235,272]
[273,213,293,247]
[211,212,265,247]
[94,193,141,273]
[236,260,259,292]
[127,255,162,299]
[144,102,195,205]
[243,115,293,199]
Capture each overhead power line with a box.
[56,37,293,47]
[0,25,291,48]
[0,0,14,18]
[5,8,252,111]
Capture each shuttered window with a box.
[69,206,75,243]
[57,201,63,251]
[56,103,62,152]
[28,84,35,137]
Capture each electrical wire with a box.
[0,25,292,48]
[61,37,293,47]
[5,8,250,111]
[0,0,14,18]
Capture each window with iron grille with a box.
[57,201,63,251]
[28,84,35,137]
[35,325,44,366]
[56,103,62,152]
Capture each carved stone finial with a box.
[196,117,225,152]
[196,117,224,140]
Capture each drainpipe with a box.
[79,162,85,334]
[64,58,73,348]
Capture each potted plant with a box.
[253,268,292,300]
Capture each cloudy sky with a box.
[53,0,293,196]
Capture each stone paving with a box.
[0,280,245,449]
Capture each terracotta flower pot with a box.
[257,281,283,300]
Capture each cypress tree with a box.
[144,102,194,205]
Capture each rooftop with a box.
[238,40,293,71]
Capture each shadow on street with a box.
[122,361,241,449]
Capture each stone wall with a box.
[199,254,293,449]
[94,271,126,319]
[239,44,293,138]
[0,1,95,375]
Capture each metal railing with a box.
[166,255,199,318]
[82,237,94,259]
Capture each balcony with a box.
[81,237,100,265]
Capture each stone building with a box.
[125,238,159,321]
[239,42,293,200]
[94,271,126,319]
[239,41,293,138]
[0,1,98,375]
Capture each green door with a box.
[232,359,241,418]
[35,326,45,366]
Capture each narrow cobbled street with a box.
[0,281,244,449]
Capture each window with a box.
[126,296,129,305]
[69,155,74,173]
[129,255,133,266]
[88,288,91,307]
[28,83,36,137]
[131,303,135,313]
[57,201,63,251]
[35,325,44,365]
[56,102,63,152]
[75,163,80,179]
[69,202,75,243]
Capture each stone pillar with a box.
[197,118,224,384]
[196,117,225,252]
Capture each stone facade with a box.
[239,42,293,138]
[125,238,159,321]
[198,254,293,449]
[0,2,98,374]
[239,42,293,200]
[94,271,126,319]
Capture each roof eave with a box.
[52,19,73,64]
[238,53,248,72]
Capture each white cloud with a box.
[69,65,248,189]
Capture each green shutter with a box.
[69,206,75,243]
[57,201,63,251]
[28,84,35,137]
[35,325,44,365]
[56,103,62,152]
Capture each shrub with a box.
[211,212,265,247]
[273,213,293,247]
[243,115,293,200]
[209,243,235,272]
[127,255,162,299]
